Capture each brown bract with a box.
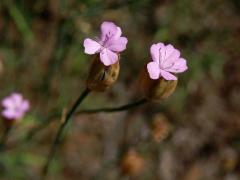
[139,65,178,101]
[86,55,120,92]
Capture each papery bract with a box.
[147,43,188,80]
[1,93,30,120]
[83,21,128,66]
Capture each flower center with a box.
[13,105,21,113]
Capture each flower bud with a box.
[151,113,171,142]
[121,149,144,176]
[86,56,120,92]
[139,65,178,101]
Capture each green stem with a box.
[6,2,34,42]
[42,88,90,176]
[21,99,147,146]
[0,126,12,151]
[77,98,147,114]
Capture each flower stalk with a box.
[0,125,12,151]
[77,98,147,114]
[8,98,148,151]
[42,88,90,175]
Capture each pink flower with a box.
[1,93,30,120]
[147,43,188,80]
[83,21,128,66]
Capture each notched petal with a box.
[160,70,177,80]
[108,37,128,52]
[100,49,118,66]
[147,61,160,80]
[150,43,164,62]
[83,38,101,54]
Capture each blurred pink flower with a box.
[1,93,30,120]
[83,21,128,66]
[147,43,188,80]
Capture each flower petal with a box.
[21,100,30,111]
[11,93,23,106]
[166,58,188,73]
[100,48,118,66]
[164,44,175,59]
[147,61,160,80]
[2,109,15,119]
[160,70,177,80]
[100,22,118,41]
[150,43,165,63]
[108,37,128,52]
[2,98,14,108]
[112,27,122,39]
[163,48,180,67]
[83,38,101,55]
[14,110,24,120]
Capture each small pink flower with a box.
[1,93,30,120]
[83,21,128,66]
[147,43,188,80]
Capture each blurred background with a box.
[0,0,240,179]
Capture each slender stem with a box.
[11,99,147,150]
[77,98,147,114]
[0,126,12,151]
[26,99,147,144]
[42,88,90,176]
